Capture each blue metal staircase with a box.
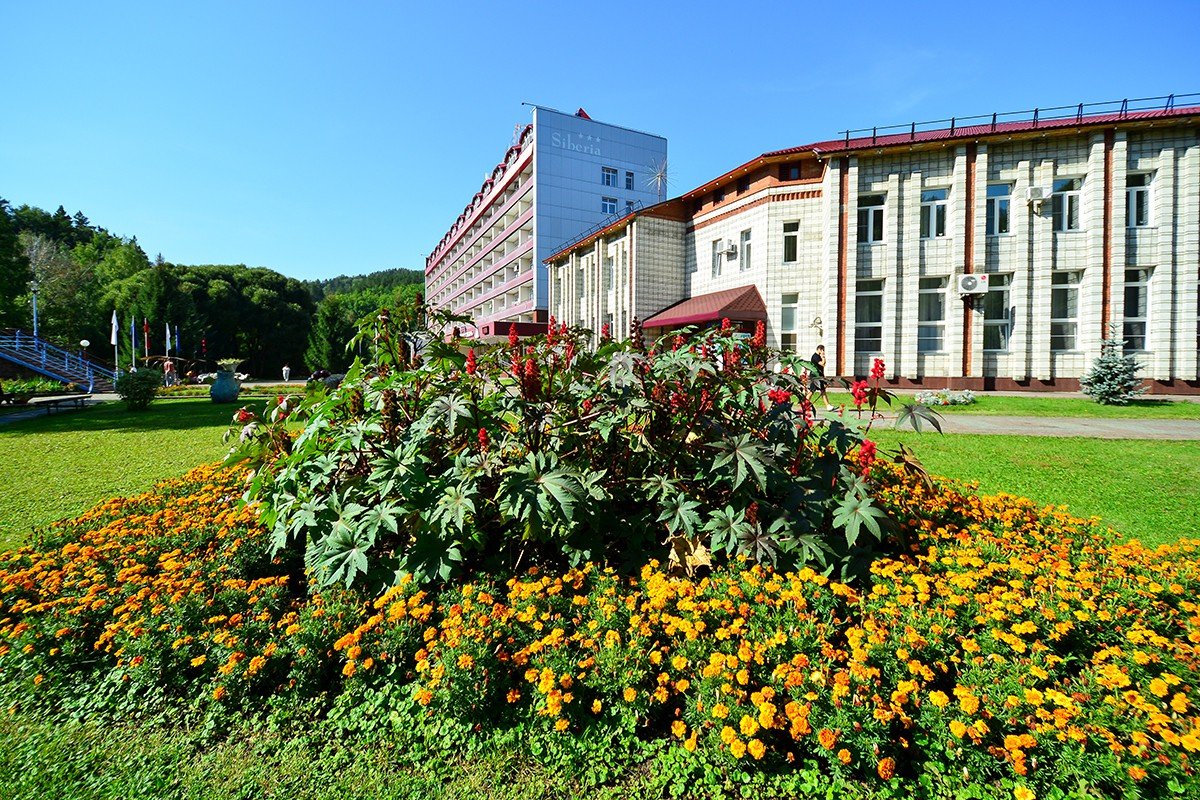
[0,330,117,393]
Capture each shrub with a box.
[1,377,65,395]
[114,369,163,410]
[1,464,1198,798]
[1081,336,1147,405]
[227,304,918,589]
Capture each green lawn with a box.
[0,399,238,548]
[825,390,1200,419]
[871,428,1200,547]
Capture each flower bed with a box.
[915,389,977,407]
[1,464,1197,797]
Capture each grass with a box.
[824,390,1200,418]
[0,398,240,548]
[0,715,655,800]
[871,428,1200,547]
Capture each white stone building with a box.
[547,100,1200,393]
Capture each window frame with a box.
[982,273,1012,352]
[1122,268,1152,352]
[739,229,752,272]
[857,194,885,243]
[780,292,799,353]
[917,276,948,353]
[1050,270,1083,351]
[919,188,949,239]
[711,239,723,278]
[624,171,634,191]
[985,184,1012,236]
[1126,173,1151,229]
[601,166,618,187]
[1051,178,1083,232]
[782,221,799,263]
[601,196,617,215]
[854,279,884,353]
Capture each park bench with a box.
[30,394,93,414]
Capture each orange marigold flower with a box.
[190,655,207,667]
[712,703,730,719]
[506,689,521,703]
[213,686,226,701]
[837,748,851,765]
[729,739,747,759]
[877,756,896,780]
[554,719,569,732]
[1128,766,1147,781]
[929,690,950,708]
[818,728,837,749]
[623,687,637,703]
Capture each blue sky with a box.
[4,0,1198,281]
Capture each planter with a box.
[209,370,241,403]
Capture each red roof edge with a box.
[575,107,591,120]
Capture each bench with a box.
[30,394,93,414]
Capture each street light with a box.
[29,280,39,338]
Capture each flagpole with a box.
[111,310,119,373]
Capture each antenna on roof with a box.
[512,124,525,147]
[646,158,670,201]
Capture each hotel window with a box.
[982,274,1012,351]
[780,164,802,181]
[857,194,885,243]
[739,229,752,272]
[855,280,884,352]
[603,256,614,291]
[625,171,634,191]
[602,167,617,187]
[920,188,948,239]
[601,197,617,215]
[1127,174,1151,228]
[1050,271,1083,350]
[780,293,799,352]
[1123,268,1152,352]
[986,184,1011,236]
[917,277,947,352]
[576,268,586,300]
[1052,178,1082,232]
[625,200,635,213]
[711,239,723,278]
[782,221,799,263]
[714,187,725,204]
[738,177,750,194]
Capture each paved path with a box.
[919,415,1200,440]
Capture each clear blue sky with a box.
[4,0,1198,281]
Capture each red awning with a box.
[643,285,767,329]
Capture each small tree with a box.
[1080,334,1146,405]
[114,369,163,411]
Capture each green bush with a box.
[229,301,926,591]
[114,369,163,411]
[1,377,65,396]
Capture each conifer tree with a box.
[1080,330,1147,405]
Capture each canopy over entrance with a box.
[642,285,767,329]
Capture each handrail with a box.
[837,92,1200,146]
[0,330,116,392]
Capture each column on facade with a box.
[898,170,921,379]
[1109,134,1130,359]
[880,173,901,379]
[966,145,989,377]
[945,147,970,377]
[1030,160,1055,381]
[1007,160,1032,381]
[1081,134,1109,367]
[822,159,848,376]
[1178,142,1200,380]
[1150,148,1177,380]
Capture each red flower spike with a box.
[565,341,575,363]
[721,317,732,332]
[601,323,611,341]
[466,348,477,376]
[752,320,766,349]
[851,379,869,408]
[672,335,684,352]
[508,324,519,348]
[858,438,877,476]
[870,358,886,381]
[478,427,489,452]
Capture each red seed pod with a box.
[478,427,489,452]
[752,320,766,349]
[466,348,477,376]
[508,324,519,349]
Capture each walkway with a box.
[913,415,1200,440]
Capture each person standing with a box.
[282,364,291,382]
[809,344,833,411]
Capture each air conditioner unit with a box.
[723,240,738,255]
[1025,186,1046,202]
[957,273,990,295]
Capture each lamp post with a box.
[79,340,92,392]
[29,280,39,338]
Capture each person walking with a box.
[282,364,291,382]
[809,344,833,411]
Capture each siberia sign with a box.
[550,131,602,157]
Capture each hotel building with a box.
[548,97,1200,392]
[425,106,667,338]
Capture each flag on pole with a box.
[174,325,180,354]
[111,310,119,372]
[143,318,150,359]
[130,315,136,367]
[165,322,171,357]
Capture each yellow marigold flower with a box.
[837,748,851,765]
[213,686,226,701]
[506,689,521,703]
[554,719,569,732]
[929,691,950,708]
[1013,786,1035,800]
[818,728,837,749]
[623,687,637,703]
[736,669,750,686]
[592,699,602,714]
[1128,766,1147,781]
[1149,678,1169,697]
[729,739,747,759]
[720,726,737,744]
[747,738,766,760]
[712,703,729,719]
[672,720,687,739]
[672,655,688,671]
[247,656,266,675]
[191,655,207,667]
[415,688,433,706]
[739,714,759,737]
[457,654,474,670]
[1024,688,1043,705]
[342,661,356,678]
[1171,693,1189,713]
[877,756,896,780]
[683,734,697,753]
[950,720,968,738]
[1181,733,1200,752]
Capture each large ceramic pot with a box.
[210,370,241,403]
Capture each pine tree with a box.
[0,199,33,328]
[1080,333,1147,405]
